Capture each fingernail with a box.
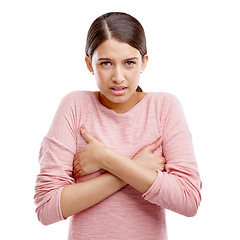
[81,124,85,130]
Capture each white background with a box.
[0,0,239,239]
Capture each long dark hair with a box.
[85,12,147,92]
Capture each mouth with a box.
[110,86,127,95]
[110,87,126,90]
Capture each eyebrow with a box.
[98,57,139,61]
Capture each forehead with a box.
[92,39,140,60]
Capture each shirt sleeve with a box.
[143,95,202,217]
[34,93,77,225]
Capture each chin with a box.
[109,95,129,103]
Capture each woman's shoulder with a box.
[147,92,180,104]
[146,92,185,120]
[63,90,91,98]
[55,91,95,112]
[61,91,95,103]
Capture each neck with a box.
[98,91,144,114]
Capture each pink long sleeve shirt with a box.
[34,91,201,240]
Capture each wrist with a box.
[101,147,117,170]
[101,149,127,172]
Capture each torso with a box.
[68,91,168,239]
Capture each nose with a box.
[112,66,125,84]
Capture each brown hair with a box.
[85,12,147,92]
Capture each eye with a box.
[125,61,136,66]
[100,61,111,67]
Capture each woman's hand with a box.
[73,125,114,178]
[73,124,165,178]
[132,137,165,172]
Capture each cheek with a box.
[127,70,141,83]
[95,70,109,87]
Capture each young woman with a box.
[35,12,202,240]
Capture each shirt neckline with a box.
[88,91,152,116]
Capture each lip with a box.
[110,86,127,96]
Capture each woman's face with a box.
[86,39,148,113]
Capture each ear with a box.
[141,54,149,72]
[85,56,94,73]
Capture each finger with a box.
[160,157,166,172]
[73,163,81,176]
[75,169,86,178]
[159,164,165,172]
[146,136,163,153]
[73,166,79,176]
[74,171,82,178]
[73,169,82,178]
[73,166,84,178]
[161,157,166,164]
[80,124,94,143]
[73,158,80,168]
[73,152,80,168]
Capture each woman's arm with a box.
[73,126,164,193]
[60,172,126,219]
[72,95,202,218]
[35,93,165,225]
[101,145,159,193]
[141,95,202,217]
[62,151,158,220]
[62,128,165,219]
[131,95,202,217]
[34,94,126,225]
